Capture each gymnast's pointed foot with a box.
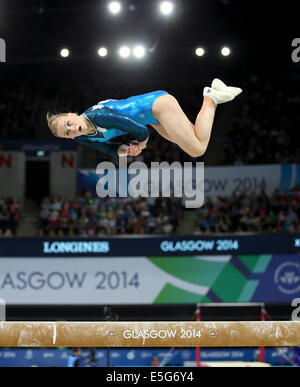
[212,78,243,99]
[203,78,243,105]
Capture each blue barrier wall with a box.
[0,348,298,367]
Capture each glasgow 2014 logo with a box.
[274,262,300,295]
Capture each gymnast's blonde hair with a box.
[46,112,67,137]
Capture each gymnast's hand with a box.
[137,137,149,150]
[128,141,143,156]
[118,142,143,157]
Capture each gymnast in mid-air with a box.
[47,79,242,158]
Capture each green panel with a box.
[148,255,273,304]
[238,280,260,302]
[238,255,260,272]
[210,264,248,302]
[153,283,212,304]
[237,255,272,274]
[148,257,228,288]
[253,255,273,273]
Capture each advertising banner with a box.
[0,234,300,256]
[1,255,300,305]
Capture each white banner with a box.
[203,164,300,201]
[204,165,279,200]
[0,257,207,305]
[0,256,297,304]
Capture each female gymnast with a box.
[47,79,242,158]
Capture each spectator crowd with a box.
[0,84,42,140]
[39,188,300,238]
[222,76,300,166]
[193,189,300,235]
[39,193,183,237]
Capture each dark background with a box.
[0,0,299,104]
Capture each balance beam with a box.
[0,321,299,348]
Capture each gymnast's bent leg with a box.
[152,80,242,158]
[152,96,216,157]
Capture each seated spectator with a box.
[3,229,13,238]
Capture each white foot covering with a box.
[212,78,243,98]
[203,78,243,105]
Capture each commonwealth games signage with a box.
[0,255,300,305]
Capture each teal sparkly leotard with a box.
[76,90,168,157]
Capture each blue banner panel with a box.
[0,348,298,367]
[250,255,300,302]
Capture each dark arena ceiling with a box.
[0,0,298,83]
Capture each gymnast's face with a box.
[55,113,90,139]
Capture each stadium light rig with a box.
[195,48,205,57]
[98,47,108,57]
[108,1,122,15]
[133,45,146,59]
[159,1,174,16]
[60,48,70,58]
[119,46,131,59]
[221,47,231,57]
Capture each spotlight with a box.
[60,48,70,58]
[221,47,231,56]
[108,1,121,14]
[133,46,146,58]
[195,48,205,57]
[159,1,174,16]
[119,46,131,58]
[98,47,108,57]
